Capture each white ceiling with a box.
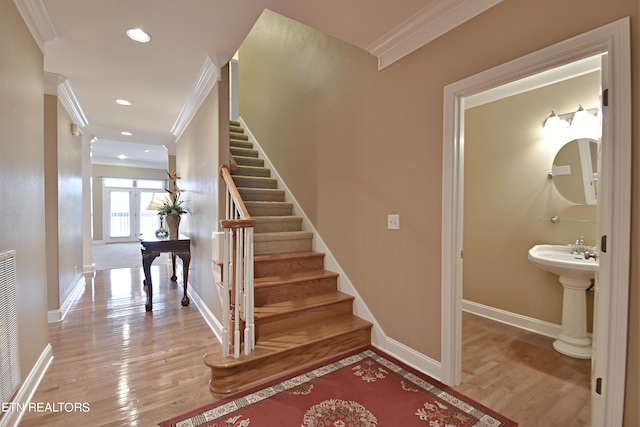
[15,0,503,169]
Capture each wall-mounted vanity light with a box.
[543,105,599,134]
[543,111,567,131]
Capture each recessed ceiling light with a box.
[121,131,132,136]
[115,99,131,106]
[126,28,151,43]
[118,154,127,160]
[144,149,150,153]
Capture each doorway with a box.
[440,18,631,426]
[103,178,165,242]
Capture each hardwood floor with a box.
[20,266,220,427]
[456,311,591,426]
[19,266,590,426]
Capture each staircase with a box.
[203,121,372,395]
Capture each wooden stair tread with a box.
[204,314,372,368]
[254,269,338,286]
[216,269,336,293]
[254,291,353,317]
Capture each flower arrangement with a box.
[158,170,190,218]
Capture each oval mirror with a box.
[551,138,598,205]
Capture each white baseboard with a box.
[381,337,443,381]
[0,344,54,427]
[48,275,86,323]
[463,299,562,339]
[187,283,223,344]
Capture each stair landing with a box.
[204,313,371,395]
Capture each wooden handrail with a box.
[220,218,256,229]
[219,162,256,358]
[229,151,238,170]
[220,165,250,219]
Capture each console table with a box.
[140,235,191,312]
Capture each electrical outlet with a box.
[387,214,400,230]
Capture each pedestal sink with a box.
[528,244,598,359]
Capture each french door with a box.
[103,178,164,242]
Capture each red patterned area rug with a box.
[160,347,517,427]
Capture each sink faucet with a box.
[584,246,599,260]
[571,236,586,254]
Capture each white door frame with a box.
[441,18,631,426]
[103,187,135,242]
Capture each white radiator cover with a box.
[0,250,20,402]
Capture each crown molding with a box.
[13,0,58,54]
[367,0,503,70]
[58,79,89,127]
[45,72,89,127]
[44,71,65,95]
[171,56,220,142]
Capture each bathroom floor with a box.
[457,311,591,427]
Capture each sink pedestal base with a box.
[553,275,592,359]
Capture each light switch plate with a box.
[387,214,400,230]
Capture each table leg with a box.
[170,252,177,282]
[177,251,191,306]
[142,251,160,311]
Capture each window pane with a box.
[136,179,165,189]
[109,191,130,237]
[139,191,159,237]
[104,178,134,188]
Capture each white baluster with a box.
[244,227,254,354]
[221,227,230,357]
[233,227,242,358]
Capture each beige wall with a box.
[0,0,49,390]
[175,70,229,316]
[44,95,84,310]
[238,1,638,424]
[464,72,600,328]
